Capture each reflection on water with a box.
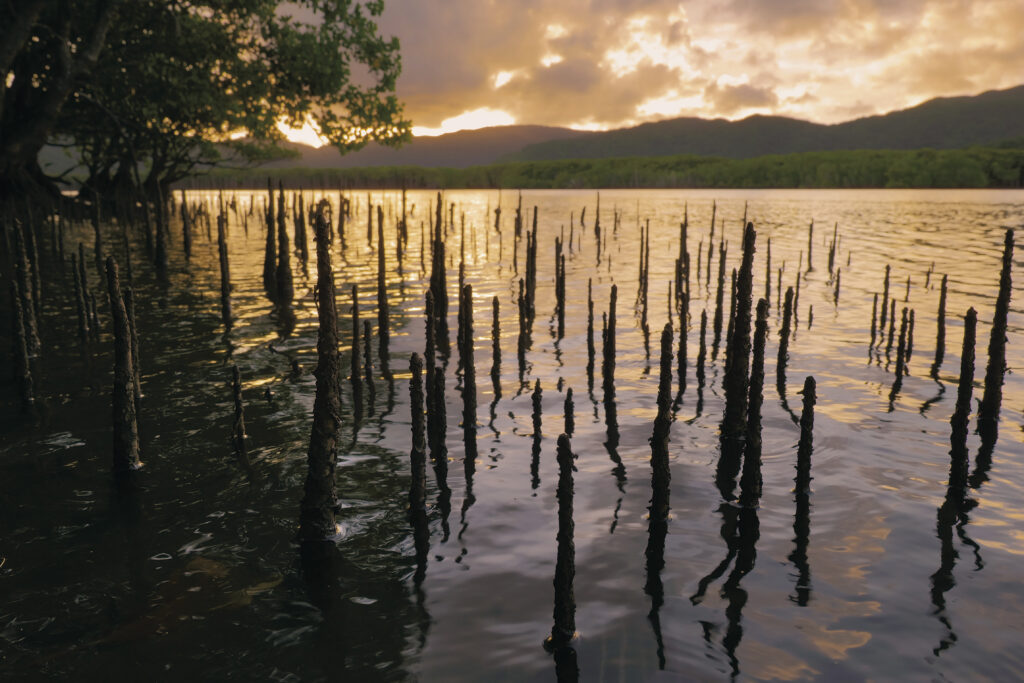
[3,188,1024,680]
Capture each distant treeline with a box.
[195,146,1024,190]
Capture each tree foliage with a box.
[0,0,409,200]
[0,0,120,198]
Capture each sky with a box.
[284,0,1024,144]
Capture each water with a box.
[3,189,1024,681]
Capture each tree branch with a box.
[11,0,121,160]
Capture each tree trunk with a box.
[0,1,120,202]
[299,203,341,540]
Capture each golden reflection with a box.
[821,515,889,586]
[971,514,1010,528]
[804,623,872,660]
[975,536,1024,557]
[976,496,1024,524]
[811,598,882,619]
[739,639,819,680]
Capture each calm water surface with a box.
[3,189,1024,681]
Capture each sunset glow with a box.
[411,108,516,137]
[278,118,328,148]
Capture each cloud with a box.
[504,61,683,126]
[704,81,778,115]
[374,0,1024,131]
[378,0,694,129]
[714,0,929,40]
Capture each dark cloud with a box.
[715,0,843,37]
[900,43,1024,98]
[704,81,778,114]
[663,19,688,46]
[713,0,929,39]
[785,91,818,106]
[530,59,604,94]
[501,61,682,125]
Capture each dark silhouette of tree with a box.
[1,0,409,201]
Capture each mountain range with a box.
[265,84,1024,169]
